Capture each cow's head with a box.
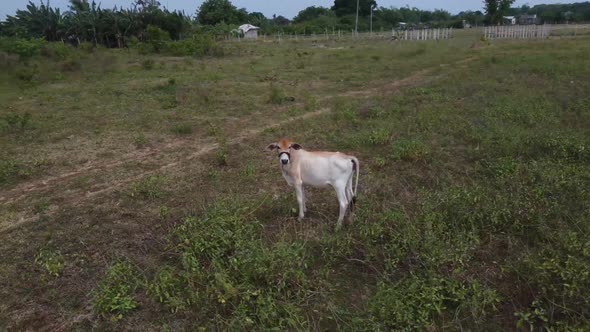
[267,138,302,166]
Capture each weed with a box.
[373,156,387,167]
[302,92,318,112]
[0,112,32,133]
[60,58,81,72]
[206,122,220,137]
[128,175,167,200]
[142,58,155,70]
[35,247,64,277]
[268,83,286,105]
[240,163,256,178]
[33,198,50,214]
[391,139,430,162]
[366,128,391,146]
[134,133,148,148]
[171,123,192,135]
[0,159,31,185]
[92,261,143,321]
[215,146,229,167]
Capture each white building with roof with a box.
[238,24,260,40]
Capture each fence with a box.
[233,28,454,43]
[392,28,454,41]
[484,25,551,40]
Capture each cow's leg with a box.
[335,183,349,229]
[345,174,354,213]
[302,186,307,213]
[295,183,305,221]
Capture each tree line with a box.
[1,0,589,48]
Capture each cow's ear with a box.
[290,143,302,150]
[267,143,279,151]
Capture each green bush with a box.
[0,37,46,58]
[164,37,223,57]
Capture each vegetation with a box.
[3,0,590,51]
[0,3,590,331]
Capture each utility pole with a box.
[355,0,360,37]
[370,5,373,35]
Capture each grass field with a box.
[1,33,590,330]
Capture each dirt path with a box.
[0,57,474,233]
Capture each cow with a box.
[267,138,359,229]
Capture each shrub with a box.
[41,42,72,59]
[0,51,18,68]
[14,65,39,83]
[146,24,171,52]
[79,42,96,53]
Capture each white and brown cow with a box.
[267,138,359,228]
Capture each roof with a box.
[238,24,260,33]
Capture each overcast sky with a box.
[0,0,572,20]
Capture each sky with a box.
[0,0,571,20]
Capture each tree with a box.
[273,15,290,26]
[332,0,377,17]
[483,0,515,24]
[293,6,332,23]
[2,1,65,41]
[196,0,243,26]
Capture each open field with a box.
[1,34,590,330]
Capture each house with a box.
[503,16,516,25]
[238,24,260,40]
[518,14,539,25]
